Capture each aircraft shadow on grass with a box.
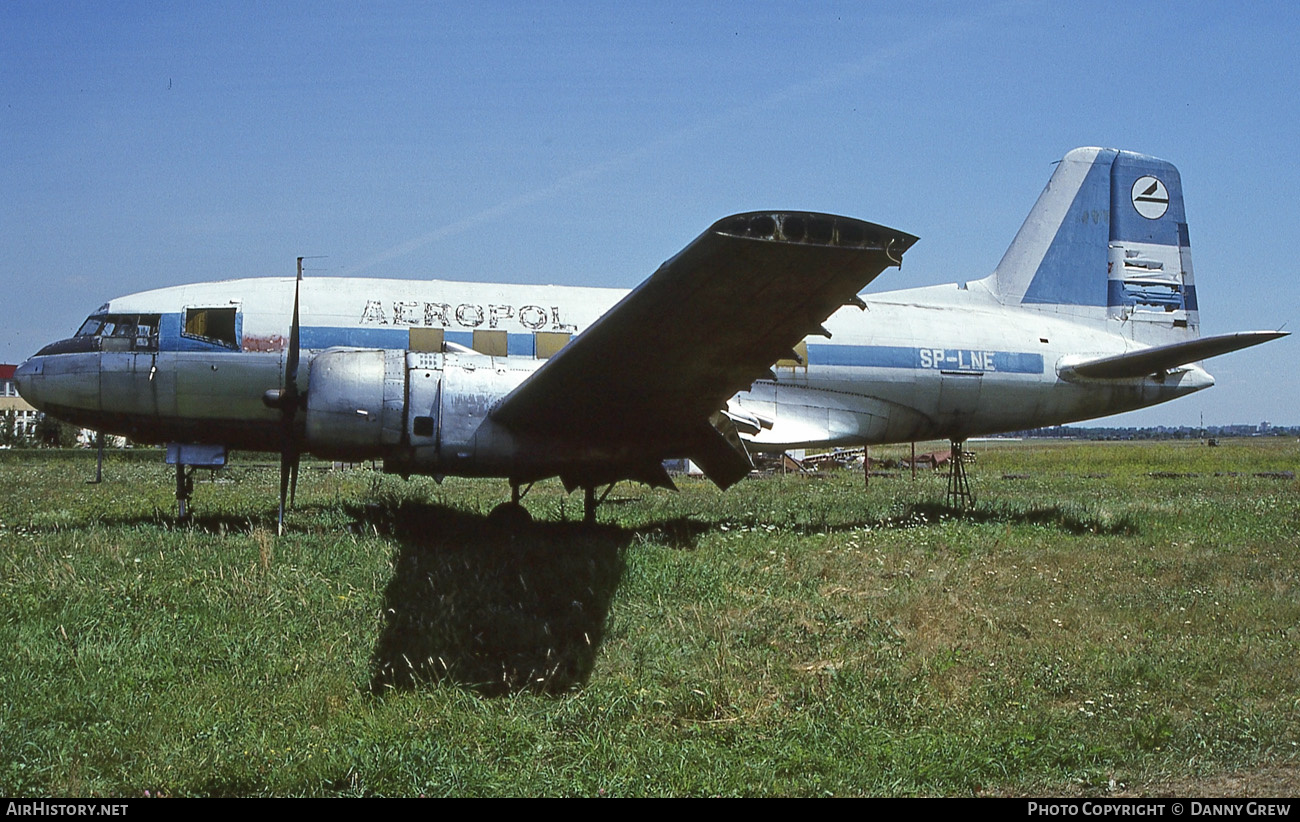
[30,491,1130,696]
[350,500,710,697]
[353,497,1134,696]
[686,500,1140,539]
[859,501,1140,537]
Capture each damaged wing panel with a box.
[488,212,917,483]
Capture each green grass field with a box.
[1,438,1297,796]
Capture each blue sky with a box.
[3,1,1297,426]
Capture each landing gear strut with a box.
[946,439,975,510]
[165,443,227,524]
[583,484,616,525]
[487,480,616,527]
[175,462,195,522]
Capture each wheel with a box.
[487,501,533,530]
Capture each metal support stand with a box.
[946,439,974,510]
[863,445,869,490]
[88,430,104,484]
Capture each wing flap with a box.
[1060,331,1287,380]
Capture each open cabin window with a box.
[183,307,239,348]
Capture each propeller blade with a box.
[286,257,303,394]
[278,257,305,535]
[278,443,296,536]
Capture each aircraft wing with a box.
[1060,330,1288,380]
[490,212,918,488]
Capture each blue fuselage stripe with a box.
[299,326,407,349]
[297,327,537,353]
[806,344,1044,374]
[156,318,1045,376]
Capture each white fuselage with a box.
[15,272,1212,455]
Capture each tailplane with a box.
[1058,330,1286,380]
[988,147,1197,345]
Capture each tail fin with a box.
[988,147,1197,343]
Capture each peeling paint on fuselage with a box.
[241,334,288,353]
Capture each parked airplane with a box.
[14,147,1285,528]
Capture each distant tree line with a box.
[1005,423,1300,440]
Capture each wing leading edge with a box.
[490,212,919,489]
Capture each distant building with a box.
[0,364,40,439]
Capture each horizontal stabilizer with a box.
[1061,331,1287,379]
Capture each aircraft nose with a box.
[13,357,41,405]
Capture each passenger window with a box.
[409,327,444,353]
[472,329,507,356]
[535,331,571,359]
[183,307,238,348]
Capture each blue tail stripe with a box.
[1019,158,1112,307]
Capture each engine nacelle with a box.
[302,347,537,469]
[305,348,407,459]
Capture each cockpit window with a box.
[75,313,162,351]
[76,317,102,337]
[182,307,238,348]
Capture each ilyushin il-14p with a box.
[15,148,1286,530]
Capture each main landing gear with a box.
[487,480,616,527]
[488,482,535,529]
[166,443,228,523]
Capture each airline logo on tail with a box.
[1131,175,1169,219]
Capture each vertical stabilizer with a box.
[988,147,1197,343]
